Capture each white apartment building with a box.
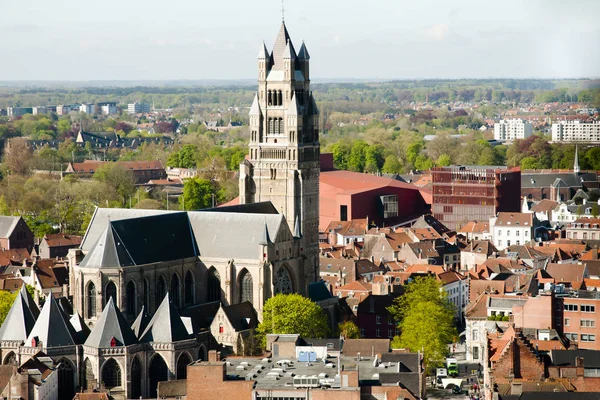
[552,120,600,143]
[128,102,151,114]
[494,119,533,141]
[100,103,117,115]
[79,103,95,114]
[490,212,535,250]
[32,106,47,115]
[56,105,72,115]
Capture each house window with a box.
[340,205,348,222]
[360,328,365,336]
[388,329,394,338]
[581,320,595,327]
[219,324,224,334]
[564,304,578,312]
[376,315,382,325]
[582,334,596,342]
[380,195,399,219]
[376,328,381,337]
[472,347,479,360]
[516,231,520,236]
[498,230,502,236]
[582,305,596,313]
[565,333,578,342]
[472,330,479,341]
[498,240,502,247]
[565,318,570,326]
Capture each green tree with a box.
[382,155,403,174]
[180,177,214,210]
[520,156,538,170]
[338,320,360,339]
[436,154,452,167]
[93,164,136,203]
[0,290,17,325]
[585,147,600,170]
[167,144,199,169]
[257,294,329,343]
[348,141,368,172]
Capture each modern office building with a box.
[432,165,521,230]
[494,119,533,141]
[552,120,600,143]
[79,103,95,114]
[128,102,151,114]
[98,101,118,115]
[6,107,33,117]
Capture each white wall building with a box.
[56,105,71,115]
[494,119,533,141]
[490,212,535,250]
[552,120,600,143]
[79,103,95,114]
[100,103,117,115]
[128,102,151,114]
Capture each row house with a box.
[490,212,538,251]
[566,218,600,241]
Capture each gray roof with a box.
[551,349,600,368]
[26,296,79,347]
[297,42,310,60]
[222,301,258,332]
[271,22,293,69]
[181,301,220,331]
[521,172,597,189]
[0,285,37,341]
[69,312,91,343]
[380,352,420,372]
[21,285,40,319]
[140,293,191,343]
[257,41,270,59]
[131,306,151,338]
[0,216,21,238]
[378,372,421,396]
[85,297,137,347]
[80,207,286,261]
[489,297,527,309]
[249,93,261,116]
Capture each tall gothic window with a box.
[156,276,166,304]
[83,358,94,390]
[240,270,253,304]
[171,273,181,307]
[274,267,293,294]
[207,268,221,302]
[269,118,274,135]
[130,357,141,399]
[279,118,284,134]
[86,282,96,319]
[185,270,194,305]
[126,281,136,317]
[149,356,168,398]
[176,352,192,379]
[102,359,121,389]
[57,359,75,399]
[105,281,117,306]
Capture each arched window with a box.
[86,282,96,319]
[185,270,194,305]
[149,356,168,398]
[83,358,94,390]
[130,357,141,399]
[57,359,75,399]
[198,345,207,361]
[239,270,253,304]
[274,267,293,294]
[156,276,166,303]
[171,273,181,307]
[3,352,17,366]
[105,281,117,306]
[102,359,121,389]
[207,268,221,302]
[176,353,192,379]
[126,281,136,317]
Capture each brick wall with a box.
[492,335,545,384]
[186,362,253,400]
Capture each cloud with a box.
[423,24,449,41]
[333,35,342,44]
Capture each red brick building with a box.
[431,165,521,231]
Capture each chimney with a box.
[208,350,220,362]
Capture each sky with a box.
[1,0,599,81]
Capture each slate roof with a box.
[378,371,421,396]
[380,352,420,372]
[181,301,220,331]
[26,296,79,347]
[0,216,21,238]
[140,293,190,343]
[80,207,286,261]
[0,285,37,341]
[79,213,199,268]
[521,172,597,189]
[342,339,390,356]
[551,349,600,368]
[222,301,259,332]
[131,306,152,338]
[69,312,90,343]
[42,233,82,248]
[308,281,333,302]
[85,298,137,347]
[297,41,310,59]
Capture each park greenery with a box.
[337,320,361,339]
[388,276,457,369]
[256,293,329,345]
[0,79,599,236]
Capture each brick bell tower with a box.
[239,21,320,281]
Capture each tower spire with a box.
[281,0,285,22]
[574,144,580,175]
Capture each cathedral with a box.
[0,21,319,400]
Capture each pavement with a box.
[425,343,482,400]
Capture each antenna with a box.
[281,0,285,22]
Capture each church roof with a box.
[271,22,293,69]
[282,40,296,60]
[139,293,191,343]
[0,285,37,341]
[222,301,258,332]
[309,93,319,115]
[249,93,262,116]
[26,296,79,347]
[80,206,286,261]
[258,41,270,59]
[69,312,91,343]
[20,284,40,319]
[79,213,199,268]
[131,306,151,338]
[298,41,310,60]
[85,297,137,348]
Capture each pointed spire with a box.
[249,93,262,116]
[522,197,531,213]
[131,305,151,338]
[259,222,271,246]
[293,215,302,238]
[258,41,270,59]
[26,296,79,347]
[85,297,137,348]
[139,293,190,343]
[298,41,310,60]
[0,287,37,341]
[272,22,293,69]
[574,144,580,175]
[287,92,299,116]
[282,39,296,60]
[19,284,40,319]
[309,92,319,115]
[69,311,91,343]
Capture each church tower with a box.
[240,22,320,278]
